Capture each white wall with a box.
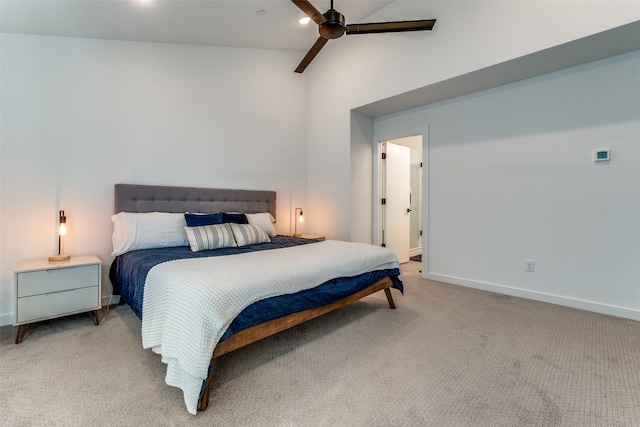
[0,34,308,325]
[375,50,640,320]
[303,1,640,320]
[2,3,639,326]
[305,1,640,240]
[349,111,374,242]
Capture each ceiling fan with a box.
[292,0,436,73]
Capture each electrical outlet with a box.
[525,259,535,272]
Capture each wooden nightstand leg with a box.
[15,324,29,344]
[88,310,100,326]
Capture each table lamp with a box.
[49,210,70,262]
[293,208,304,237]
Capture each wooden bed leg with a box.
[197,362,215,412]
[384,288,396,309]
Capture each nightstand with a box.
[297,235,325,242]
[13,255,102,344]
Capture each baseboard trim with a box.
[102,295,120,307]
[424,272,640,321]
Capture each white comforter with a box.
[141,239,400,414]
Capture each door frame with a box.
[372,126,429,268]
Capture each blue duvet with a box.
[109,236,402,342]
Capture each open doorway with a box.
[379,135,422,263]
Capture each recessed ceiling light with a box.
[298,16,311,25]
[256,10,266,16]
[135,0,154,7]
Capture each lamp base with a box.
[48,254,70,262]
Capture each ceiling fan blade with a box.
[291,0,326,26]
[346,19,436,35]
[295,37,329,73]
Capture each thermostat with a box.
[594,149,610,162]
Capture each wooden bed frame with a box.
[113,183,397,412]
[201,277,395,411]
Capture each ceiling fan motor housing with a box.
[319,9,346,39]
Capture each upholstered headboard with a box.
[114,184,277,220]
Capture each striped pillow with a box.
[230,223,271,247]
[184,223,236,252]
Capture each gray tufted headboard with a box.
[114,184,276,220]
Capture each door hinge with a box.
[381,243,386,247]
[381,198,386,205]
[420,162,423,167]
[381,152,387,160]
[420,230,423,236]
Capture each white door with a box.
[383,142,411,263]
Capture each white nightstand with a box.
[297,235,325,242]
[13,255,102,344]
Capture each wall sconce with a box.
[48,210,70,262]
[293,208,304,237]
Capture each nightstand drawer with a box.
[17,265,99,298]
[16,286,99,324]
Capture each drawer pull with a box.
[46,267,78,273]
[45,288,82,296]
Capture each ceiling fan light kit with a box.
[292,0,436,73]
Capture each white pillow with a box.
[111,212,188,256]
[245,212,277,237]
[184,223,236,252]
[230,223,271,247]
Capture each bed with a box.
[108,183,403,414]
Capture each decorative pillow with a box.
[184,212,223,227]
[230,223,271,247]
[111,212,188,256]
[184,223,236,252]
[245,212,277,237]
[221,212,248,224]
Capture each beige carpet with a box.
[1,262,639,426]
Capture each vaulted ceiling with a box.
[3,1,639,117]
[0,0,396,51]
